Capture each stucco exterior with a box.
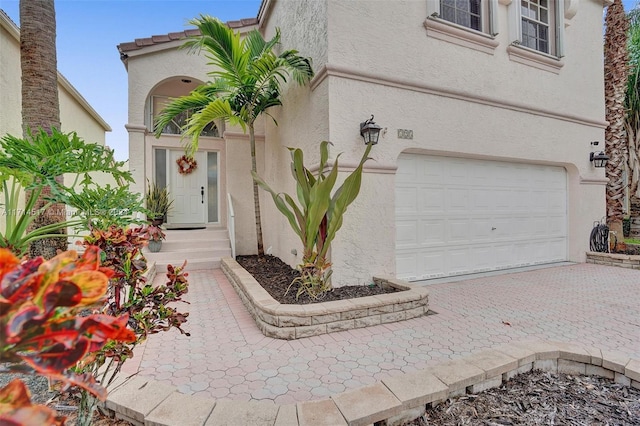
[121,0,608,286]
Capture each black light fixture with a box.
[589,141,609,168]
[360,115,382,145]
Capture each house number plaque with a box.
[397,129,413,139]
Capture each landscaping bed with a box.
[221,257,430,339]
[236,255,398,305]
[412,369,640,425]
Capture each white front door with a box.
[168,151,207,224]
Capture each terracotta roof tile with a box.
[117,17,258,55]
[151,35,171,43]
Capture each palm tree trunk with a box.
[604,0,629,240]
[249,123,265,256]
[20,0,67,258]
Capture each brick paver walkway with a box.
[132,264,640,404]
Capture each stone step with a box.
[162,227,228,242]
[154,258,221,272]
[161,239,230,251]
[143,247,231,263]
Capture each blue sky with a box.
[0,0,261,161]
[0,0,638,161]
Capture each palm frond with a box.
[187,15,248,88]
[184,98,245,155]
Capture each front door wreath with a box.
[176,155,197,175]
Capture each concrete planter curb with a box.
[220,257,430,340]
[103,340,640,426]
[586,251,640,269]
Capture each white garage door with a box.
[396,154,567,281]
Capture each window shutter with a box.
[489,0,499,36]
[426,0,440,18]
[508,0,522,45]
[556,0,565,57]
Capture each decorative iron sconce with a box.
[589,141,608,168]
[360,115,382,145]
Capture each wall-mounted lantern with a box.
[590,141,608,168]
[360,115,382,145]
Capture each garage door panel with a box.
[446,188,469,212]
[471,190,493,211]
[447,162,470,185]
[396,252,419,281]
[396,220,418,248]
[471,219,493,241]
[449,219,472,242]
[546,215,567,235]
[396,154,567,281]
[420,187,445,213]
[446,247,472,275]
[421,220,446,245]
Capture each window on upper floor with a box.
[520,0,552,54]
[441,0,483,32]
[505,0,565,72]
[424,0,499,54]
[509,0,564,58]
[428,0,497,35]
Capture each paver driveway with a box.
[131,263,640,404]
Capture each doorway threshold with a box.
[164,224,207,230]
[412,262,576,286]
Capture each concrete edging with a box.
[586,251,640,269]
[103,340,640,426]
[220,257,430,340]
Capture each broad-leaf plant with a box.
[252,141,374,299]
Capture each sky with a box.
[0,0,261,161]
[0,0,638,162]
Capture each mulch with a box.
[411,369,640,425]
[235,255,399,305]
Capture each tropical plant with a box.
[252,141,374,299]
[140,224,166,242]
[625,7,640,204]
[0,246,137,425]
[145,181,173,224]
[74,226,189,425]
[604,0,630,237]
[20,0,66,258]
[0,129,132,257]
[65,184,147,231]
[154,15,314,256]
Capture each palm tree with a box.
[155,16,314,256]
[20,0,66,258]
[604,0,629,238]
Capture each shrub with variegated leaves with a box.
[0,247,136,425]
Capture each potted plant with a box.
[141,224,166,252]
[146,181,173,225]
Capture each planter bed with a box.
[221,257,430,340]
[586,251,640,269]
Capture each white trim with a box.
[423,17,499,55]
[556,0,566,58]
[489,0,499,35]
[508,0,522,44]
[426,0,440,18]
[580,177,609,185]
[507,44,565,73]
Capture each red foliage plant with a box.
[0,247,136,425]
